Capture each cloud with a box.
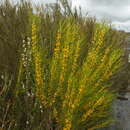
[90,0,130,7]
[32,0,55,5]
[112,20,130,32]
[72,0,130,32]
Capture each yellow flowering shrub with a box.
[47,21,123,130]
[0,1,125,130]
[27,18,122,129]
[14,18,123,130]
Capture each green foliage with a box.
[0,0,126,130]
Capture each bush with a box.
[0,0,125,129]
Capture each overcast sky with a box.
[14,0,130,32]
[72,0,130,32]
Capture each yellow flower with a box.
[72,41,80,73]
[54,31,61,59]
[63,119,72,130]
[59,46,69,85]
[31,22,44,104]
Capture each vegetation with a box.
[0,0,126,129]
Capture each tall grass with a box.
[0,0,126,129]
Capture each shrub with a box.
[0,0,125,129]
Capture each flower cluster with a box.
[63,119,72,130]
[34,53,43,87]
[21,37,32,68]
[59,46,69,84]
[72,41,80,74]
[31,23,44,100]
[54,31,61,59]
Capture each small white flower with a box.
[24,48,27,52]
[23,40,25,43]
[23,62,27,67]
[27,93,31,97]
[28,58,32,62]
[25,57,28,60]
[27,37,31,41]
[27,42,30,46]
[22,57,25,62]
[22,44,26,48]
[1,75,4,79]
[26,121,29,125]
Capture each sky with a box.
[73,0,130,32]
[14,0,130,32]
